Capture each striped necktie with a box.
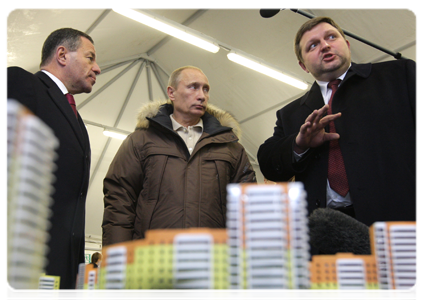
[327,79,349,197]
[65,93,78,118]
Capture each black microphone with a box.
[308,208,371,255]
[260,8,403,59]
[259,9,281,18]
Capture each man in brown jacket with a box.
[102,66,256,246]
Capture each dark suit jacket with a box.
[258,59,416,227]
[8,67,91,289]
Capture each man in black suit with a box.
[258,17,415,227]
[8,28,101,288]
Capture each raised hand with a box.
[294,104,342,154]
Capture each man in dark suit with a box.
[258,17,415,227]
[8,28,101,288]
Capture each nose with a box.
[93,62,101,75]
[197,89,206,102]
[321,40,330,51]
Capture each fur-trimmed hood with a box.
[136,100,242,139]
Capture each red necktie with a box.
[327,79,349,197]
[66,93,78,118]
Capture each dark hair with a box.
[40,28,94,67]
[91,252,102,264]
[294,17,346,63]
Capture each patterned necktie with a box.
[327,79,349,197]
[66,93,78,118]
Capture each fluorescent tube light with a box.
[103,130,128,140]
[113,8,220,53]
[227,51,309,90]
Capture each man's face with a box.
[66,37,101,94]
[168,68,210,122]
[298,22,351,81]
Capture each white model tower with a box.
[226,182,310,289]
[7,100,58,289]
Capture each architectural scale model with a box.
[5,100,58,300]
[38,274,60,300]
[95,182,311,289]
[77,183,420,300]
[98,228,228,289]
[76,263,99,300]
[226,182,310,289]
[369,221,416,289]
[309,253,378,289]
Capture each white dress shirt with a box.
[170,114,204,155]
[41,70,69,95]
[295,68,352,208]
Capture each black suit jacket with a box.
[258,59,416,226]
[8,67,91,289]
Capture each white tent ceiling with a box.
[7,9,416,239]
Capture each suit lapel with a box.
[332,63,372,113]
[36,71,87,151]
[299,63,372,113]
[300,82,325,112]
[344,62,372,82]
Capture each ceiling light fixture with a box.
[113,9,307,90]
[103,130,128,140]
[227,51,309,90]
[113,8,220,53]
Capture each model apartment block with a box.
[7,100,58,289]
[93,183,416,290]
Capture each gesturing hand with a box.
[294,104,342,154]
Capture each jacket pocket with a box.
[137,153,170,237]
[202,152,235,226]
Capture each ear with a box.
[299,61,309,73]
[56,46,68,67]
[167,86,175,102]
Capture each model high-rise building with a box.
[76,263,100,300]
[98,183,310,290]
[85,183,416,291]
[309,253,378,289]
[99,228,228,289]
[7,100,58,289]
[310,221,416,290]
[38,274,60,300]
[226,182,310,289]
[369,221,416,289]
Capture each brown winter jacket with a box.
[102,101,256,246]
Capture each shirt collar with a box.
[170,114,203,131]
[316,65,350,95]
[41,70,69,95]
